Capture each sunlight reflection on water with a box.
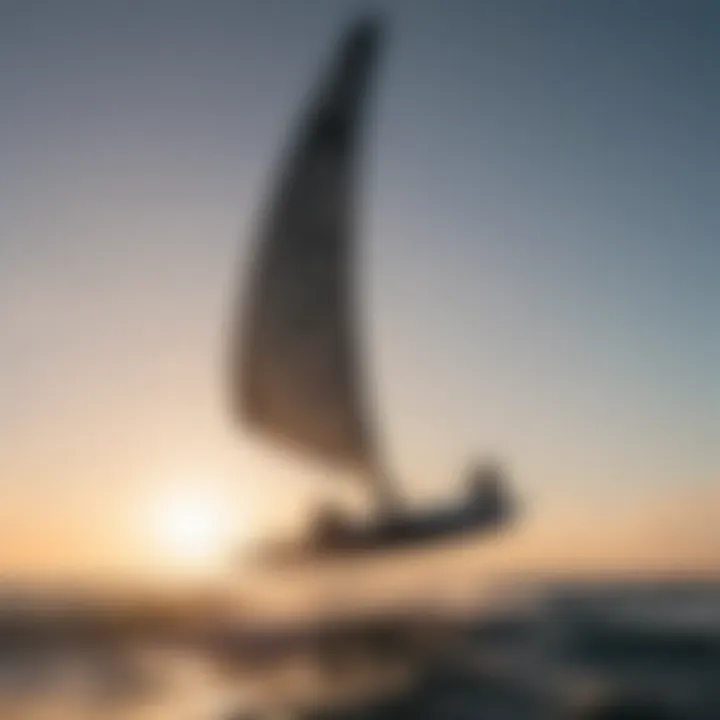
[0,647,413,719]
[0,648,250,720]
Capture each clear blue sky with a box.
[1,0,718,577]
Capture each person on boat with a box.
[465,461,513,527]
[309,502,357,550]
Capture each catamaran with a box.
[230,16,516,566]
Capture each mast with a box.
[230,17,401,514]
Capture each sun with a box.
[149,485,236,572]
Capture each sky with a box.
[1,0,718,581]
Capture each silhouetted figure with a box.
[467,461,512,526]
[310,503,355,550]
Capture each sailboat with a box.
[230,16,516,566]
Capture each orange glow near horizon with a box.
[0,459,716,585]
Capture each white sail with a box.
[232,19,383,475]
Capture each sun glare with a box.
[149,485,236,572]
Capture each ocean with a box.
[0,579,718,719]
